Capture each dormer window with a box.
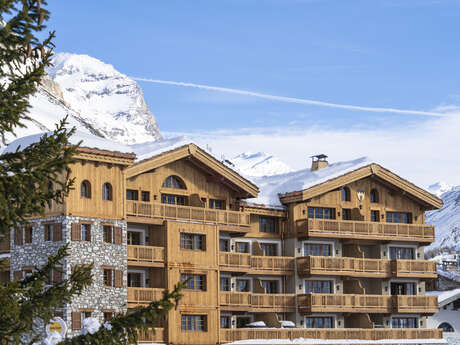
[162,175,186,189]
[341,187,351,202]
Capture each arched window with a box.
[81,180,91,198]
[438,322,454,333]
[341,187,351,202]
[162,175,186,189]
[370,189,379,203]
[102,183,113,201]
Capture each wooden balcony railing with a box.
[298,256,437,279]
[127,245,165,266]
[220,328,443,343]
[127,287,164,304]
[220,292,296,311]
[126,200,250,227]
[219,252,294,274]
[295,219,435,243]
[137,328,165,343]
[298,294,438,314]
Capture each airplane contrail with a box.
[132,77,446,117]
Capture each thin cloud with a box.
[133,77,446,118]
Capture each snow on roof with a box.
[426,288,460,307]
[2,130,133,155]
[244,157,372,207]
[226,338,447,345]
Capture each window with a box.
[304,243,331,256]
[370,189,379,203]
[81,180,91,198]
[438,322,454,333]
[81,224,91,241]
[220,239,230,252]
[181,274,206,291]
[392,317,417,328]
[82,311,92,319]
[260,243,278,256]
[305,317,333,328]
[236,279,250,292]
[220,277,230,291]
[221,316,231,329]
[103,311,114,322]
[181,315,207,331]
[48,268,63,284]
[305,280,332,294]
[209,199,225,210]
[44,224,52,242]
[386,212,412,224]
[391,282,416,295]
[259,217,277,233]
[104,269,113,287]
[161,194,186,205]
[235,241,249,253]
[126,189,139,200]
[128,231,141,245]
[261,280,278,294]
[341,187,351,202]
[103,268,123,288]
[390,247,414,260]
[24,226,33,244]
[308,207,336,219]
[44,223,62,242]
[104,226,113,243]
[371,210,380,222]
[102,183,113,201]
[162,175,186,189]
[128,272,143,287]
[180,233,205,251]
[141,191,150,202]
[342,208,352,221]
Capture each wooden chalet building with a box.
[0,137,444,344]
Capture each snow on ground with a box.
[426,288,460,304]
[226,338,446,344]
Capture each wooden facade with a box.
[7,144,444,344]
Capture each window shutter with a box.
[52,269,62,283]
[14,228,23,245]
[114,227,122,244]
[87,224,92,242]
[72,312,81,330]
[24,226,32,243]
[44,225,50,241]
[114,270,123,287]
[13,270,22,281]
[71,223,81,241]
[53,223,62,242]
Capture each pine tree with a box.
[0,1,182,344]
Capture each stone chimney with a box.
[311,154,328,171]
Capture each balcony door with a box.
[390,282,416,295]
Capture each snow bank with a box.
[247,321,266,327]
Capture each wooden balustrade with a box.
[298,256,437,279]
[296,219,435,243]
[220,292,296,311]
[127,245,164,266]
[137,328,165,343]
[219,252,294,274]
[396,295,438,314]
[127,287,164,304]
[220,328,443,343]
[126,200,250,227]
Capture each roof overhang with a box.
[279,163,443,210]
[125,144,259,198]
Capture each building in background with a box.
[0,135,444,344]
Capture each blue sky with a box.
[47,0,460,132]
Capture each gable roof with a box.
[125,143,259,198]
[278,163,442,210]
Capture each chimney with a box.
[310,154,328,171]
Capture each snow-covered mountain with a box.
[3,52,162,146]
[428,181,454,197]
[229,152,293,177]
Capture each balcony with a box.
[219,328,443,343]
[126,200,250,229]
[127,287,164,307]
[297,256,437,279]
[127,245,165,267]
[220,292,296,312]
[298,294,438,314]
[295,219,435,243]
[137,328,165,343]
[219,252,295,275]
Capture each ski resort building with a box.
[0,135,445,344]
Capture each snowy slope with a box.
[229,152,293,177]
[428,181,454,197]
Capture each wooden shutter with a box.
[52,269,62,283]
[44,225,50,241]
[53,223,62,242]
[72,311,81,330]
[71,223,81,241]
[24,226,32,243]
[13,270,22,281]
[114,270,123,287]
[114,227,122,244]
[14,228,23,245]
